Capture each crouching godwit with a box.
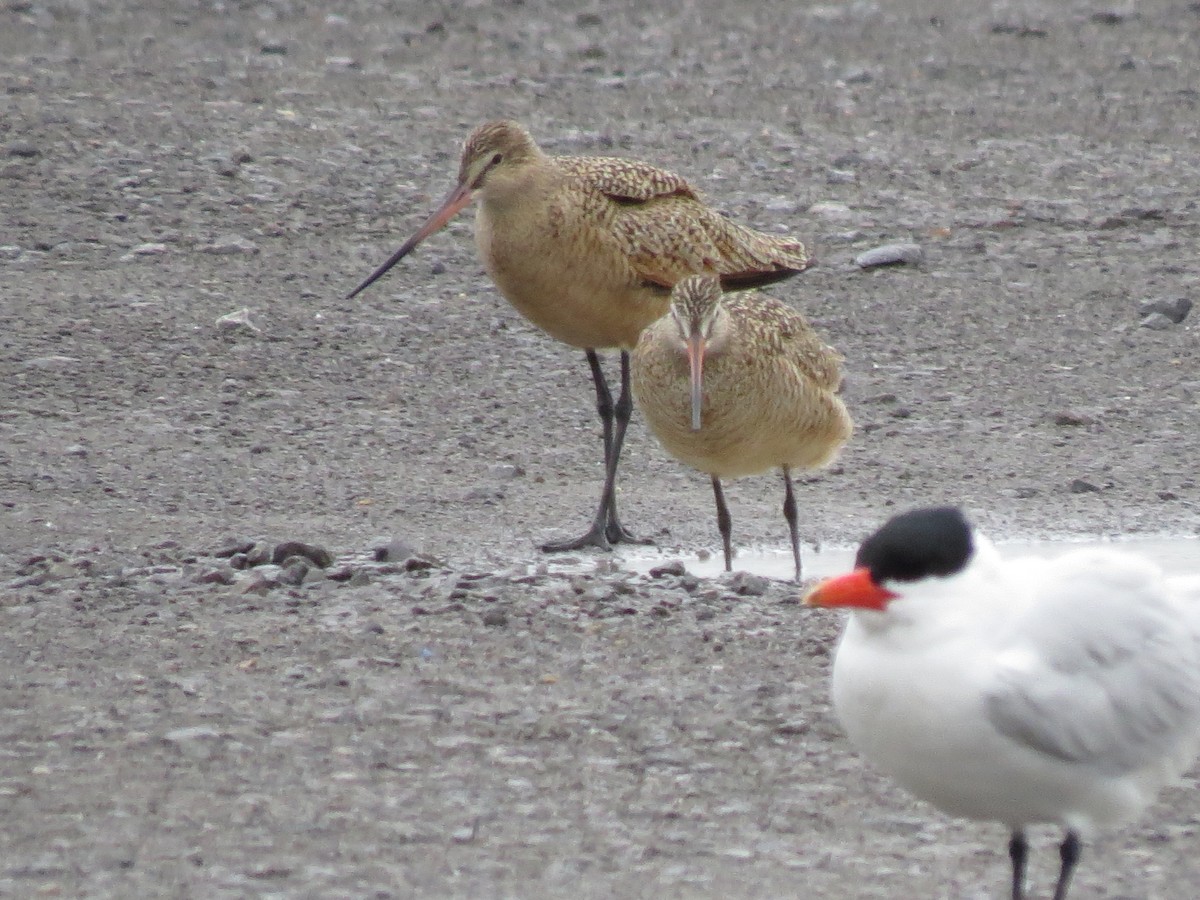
[348,120,813,552]
[632,275,851,581]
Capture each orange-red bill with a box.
[346,180,476,299]
[687,333,705,431]
[803,568,896,611]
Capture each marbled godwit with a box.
[348,120,813,552]
[632,275,851,581]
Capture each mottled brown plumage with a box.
[632,275,852,581]
[347,120,814,553]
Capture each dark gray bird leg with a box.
[541,350,647,552]
[1051,831,1081,900]
[711,475,733,571]
[781,465,802,582]
[1008,830,1028,900]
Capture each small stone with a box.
[1158,490,1179,501]
[1138,297,1191,324]
[1053,411,1093,427]
[855,243,924,268]
[807,200,855,222]
[728,571,770,596]
[22,355,79,369]
[245,542,272,567]
[260,41,288,55]
[202,235,259,255]
[64,444,88,457]
[214,538,256,558]
[194,567,234,585]
[272,541,334,568]
[348,570,372,588]
[481,608,509,627]
[325,56,360,69]
[163,725,222,744]
[215,308,260,333]
[1069,478,1102,494]
[372,538,415,563]
[278,561,308,586]
[120,242,167,261]
[1139,312,1175,331]
[649,560,687,578]
[488,463,525,480]
[5,139,39,158]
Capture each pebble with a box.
[195,567,235,585]
[120,242,167,261]
[214,538,256,558]
[246,542,272,567]
[22,354,79,369]
[202,235,259,255]
[807,200,855,222]
[481,608,509,627]
[1069,478,1102,494]
[215,308,260,333]
[1138,297,1191,324]
[649,560,687,578]
[1139,312,1175,331]
[273,541,334,568]
[727,571,770,597]
[5,139,40,158]
[373,537,415,563]
[1053,411,1093,427]
[855,243,924,268]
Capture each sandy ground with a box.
[2,0,1199,897]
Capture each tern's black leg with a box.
[541,350,647,552]
[1051,830,1081,900]
[781,465,802,583]
[1008,830,1028,900]
[711,476,733,571]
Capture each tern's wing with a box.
[985,549,1200,774]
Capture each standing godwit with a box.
[348,120,813,552]
[631,275,851,581]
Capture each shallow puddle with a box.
[620,535,1200,582]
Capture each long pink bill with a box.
[687,333,706,431]
[346,180,476,299]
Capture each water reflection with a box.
[621,535,1200,581]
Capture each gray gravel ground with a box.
[3,1,1200,897]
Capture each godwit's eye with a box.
[490,153,502,166]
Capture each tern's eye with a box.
[490,152,502,166]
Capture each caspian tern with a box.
[805,506,1200,900]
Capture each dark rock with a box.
[481,608,509,627]
[245,542,272,567]
[1138,297,1191,324]
[1069,478,1102,494]
[1140,312,1175,331]
[727,571,770,597]
[195,568,234,585]
[373,538,415,563]
[5,139,39,158]
[278,560,309,586]
[214,539,256,559]
[648,560,687,578]
[272,541,334,568]
[1053,411,1094,427]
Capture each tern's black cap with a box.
[855,506,974,583]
